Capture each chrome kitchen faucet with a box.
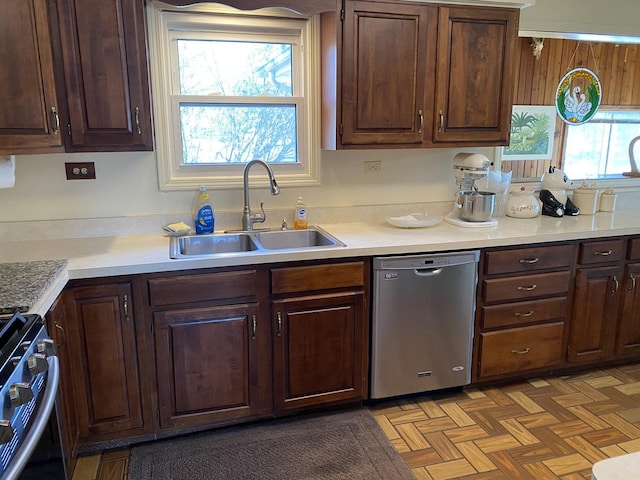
[241,159,280,231]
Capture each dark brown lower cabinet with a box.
[615,262,640,357]
[568,265,623,363]
[272,291,365,412]
[153,303,272,430]
[62,282,146,442]
[46,295,79,478]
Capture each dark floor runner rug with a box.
[128,408,415,480]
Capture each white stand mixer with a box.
[444,153,498,228]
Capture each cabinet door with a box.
[615,263,640,357]
[0,0,63,154]
[64,282,144,439]
[568,266,622,363]
[45,295,79,477]
[272,291,365,412]
[433,6,517,144]
[340,1,436,145]
[153,304,272,430]
[57,0,153,151]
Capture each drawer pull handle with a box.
[276,312,282,337]
[594,250,613,256]
[511,348,530,355]
[517,285,537,292]
[418,109,424,134]
[519,258,539,264]
[629,273,637,293]
[514,311,534,317]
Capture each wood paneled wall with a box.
[501,38,640,178]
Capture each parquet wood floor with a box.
[73,364,640,480]
[370,363,640,480]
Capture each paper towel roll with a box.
[0,156,15,189]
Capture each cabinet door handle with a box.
[514,311,534,317]
[123,294,130,322]
[519,257,539,264]
[276,312,282,337]
[511,348,530,355]
[438,109,444,132]
[134,106,141,134]
[611,275,619,296]
[418,109,424,134]
[50,106,60,135]
[517,285,537,292]
[594,250,613,256]
[629,273,637,294]
[251,315,256,340]
[54,322,66,347]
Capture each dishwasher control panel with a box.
[373,251,479,271]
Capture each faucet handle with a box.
[251,201,266,224]
[281,218,288,230]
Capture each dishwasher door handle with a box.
[414,268,443,276]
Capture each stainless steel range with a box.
[0,311,62,480]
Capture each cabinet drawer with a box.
[482,297,567,329]
[479,322,564,378]
[271,262,364,294]
[482,271,570,303]
[578,239,625,265]
[629,238,640,261]
[148,270,257,306]
[484,245,574,275]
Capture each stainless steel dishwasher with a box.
[371,250,480,399]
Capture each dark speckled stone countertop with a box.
[0,260,68,314]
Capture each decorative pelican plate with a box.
[555,68,602,125]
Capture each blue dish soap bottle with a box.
[193,186,214,234]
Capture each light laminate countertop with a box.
[1,208,639,317]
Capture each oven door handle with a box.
[3,356,60,480]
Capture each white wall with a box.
[0,148,487,223]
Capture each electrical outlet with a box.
[364,160,382,173]
[65,162,96,180]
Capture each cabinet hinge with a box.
[340,8,345,21]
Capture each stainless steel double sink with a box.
[169,226,345,259]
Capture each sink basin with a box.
[170,233,259,258]
[169,227,344,258]
[253,228,345,250]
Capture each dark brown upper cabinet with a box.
[57,0,153,151]
[433,6,518,145]
[322,1,519,149]
[0,0,65,155]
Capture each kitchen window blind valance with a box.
[157,0,338,15]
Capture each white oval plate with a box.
[386,213,443,229]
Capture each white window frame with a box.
[562,108,640,179]
[146,1,321,191]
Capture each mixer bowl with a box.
[456,190,495,222]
